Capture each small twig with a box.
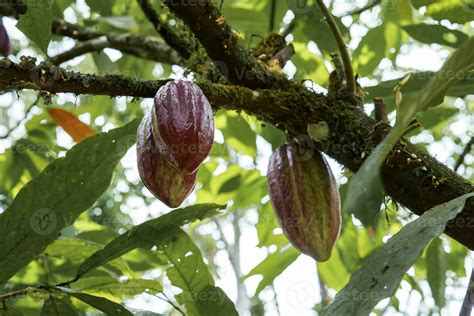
[52,18,104,41]
[455,137,474,172]
[0,287,38,302]
[460,268,474,316]
[317,265,331,306]
[281,18,296,38]
[269,0,277,32]
[315,0,356,94]
[0,95,39,140]
[345,0,382,16]
[270,284,281,316]
[401,120,421,136]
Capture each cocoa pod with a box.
[0,24,11,57]
[267,142,341,262]
[137,112,197,208]
[152,80,214,173]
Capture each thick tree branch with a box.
[0,58,473,249]
[163,0,288,89]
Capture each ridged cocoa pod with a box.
[0,24,11,57]
[137,112,197,208]
[267,143,341,262]
[152,80,214,174]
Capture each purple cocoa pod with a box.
[267,142,341,262]
[0,24,11,57]
[152,80,214,173]
[137,112,197,208]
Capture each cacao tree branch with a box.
[137,0,193,60]
[455,137,474,172]
[50,35,179,65]
[0,58,473,249]
[163,0,288,89]
[315,0,356,94]
[136,0,219,80]
[52,18,104,41]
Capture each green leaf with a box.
[195,285,238,316]
[73,276,163,298]
[221,112,257,157]
[0,119,139,285]
[353,25,387,76]
[426,237,447,308]
[218,174,242,194]
[245,246,300,295]
[158,229,214,315]
[45,239,136,279]
[416,104,459,129]
[323,193,473,315]
[42,297,79,316]
[17,0,53,54]
[53,286,132,315]
[416,0,474,24]
[258,122,286,150]
[222,1,287,40]
[85,0,114,16]
[293,5,350,55]
[75,204,225,278]
[402,24,468,48]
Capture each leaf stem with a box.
[315,0,356,94]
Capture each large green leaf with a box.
[73,276,163,298]
[410,0,474,24]
[195,285,239,315]
[52,286,132,315]
[402,24,468,48]
[416,104,459,129]
[75,204,226,278]
[353,25,387,76]
[158,229,226,315]
[426,237,447,308]
[17,0,53,54]
[323,193,473,315]
[0,119,139,285]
